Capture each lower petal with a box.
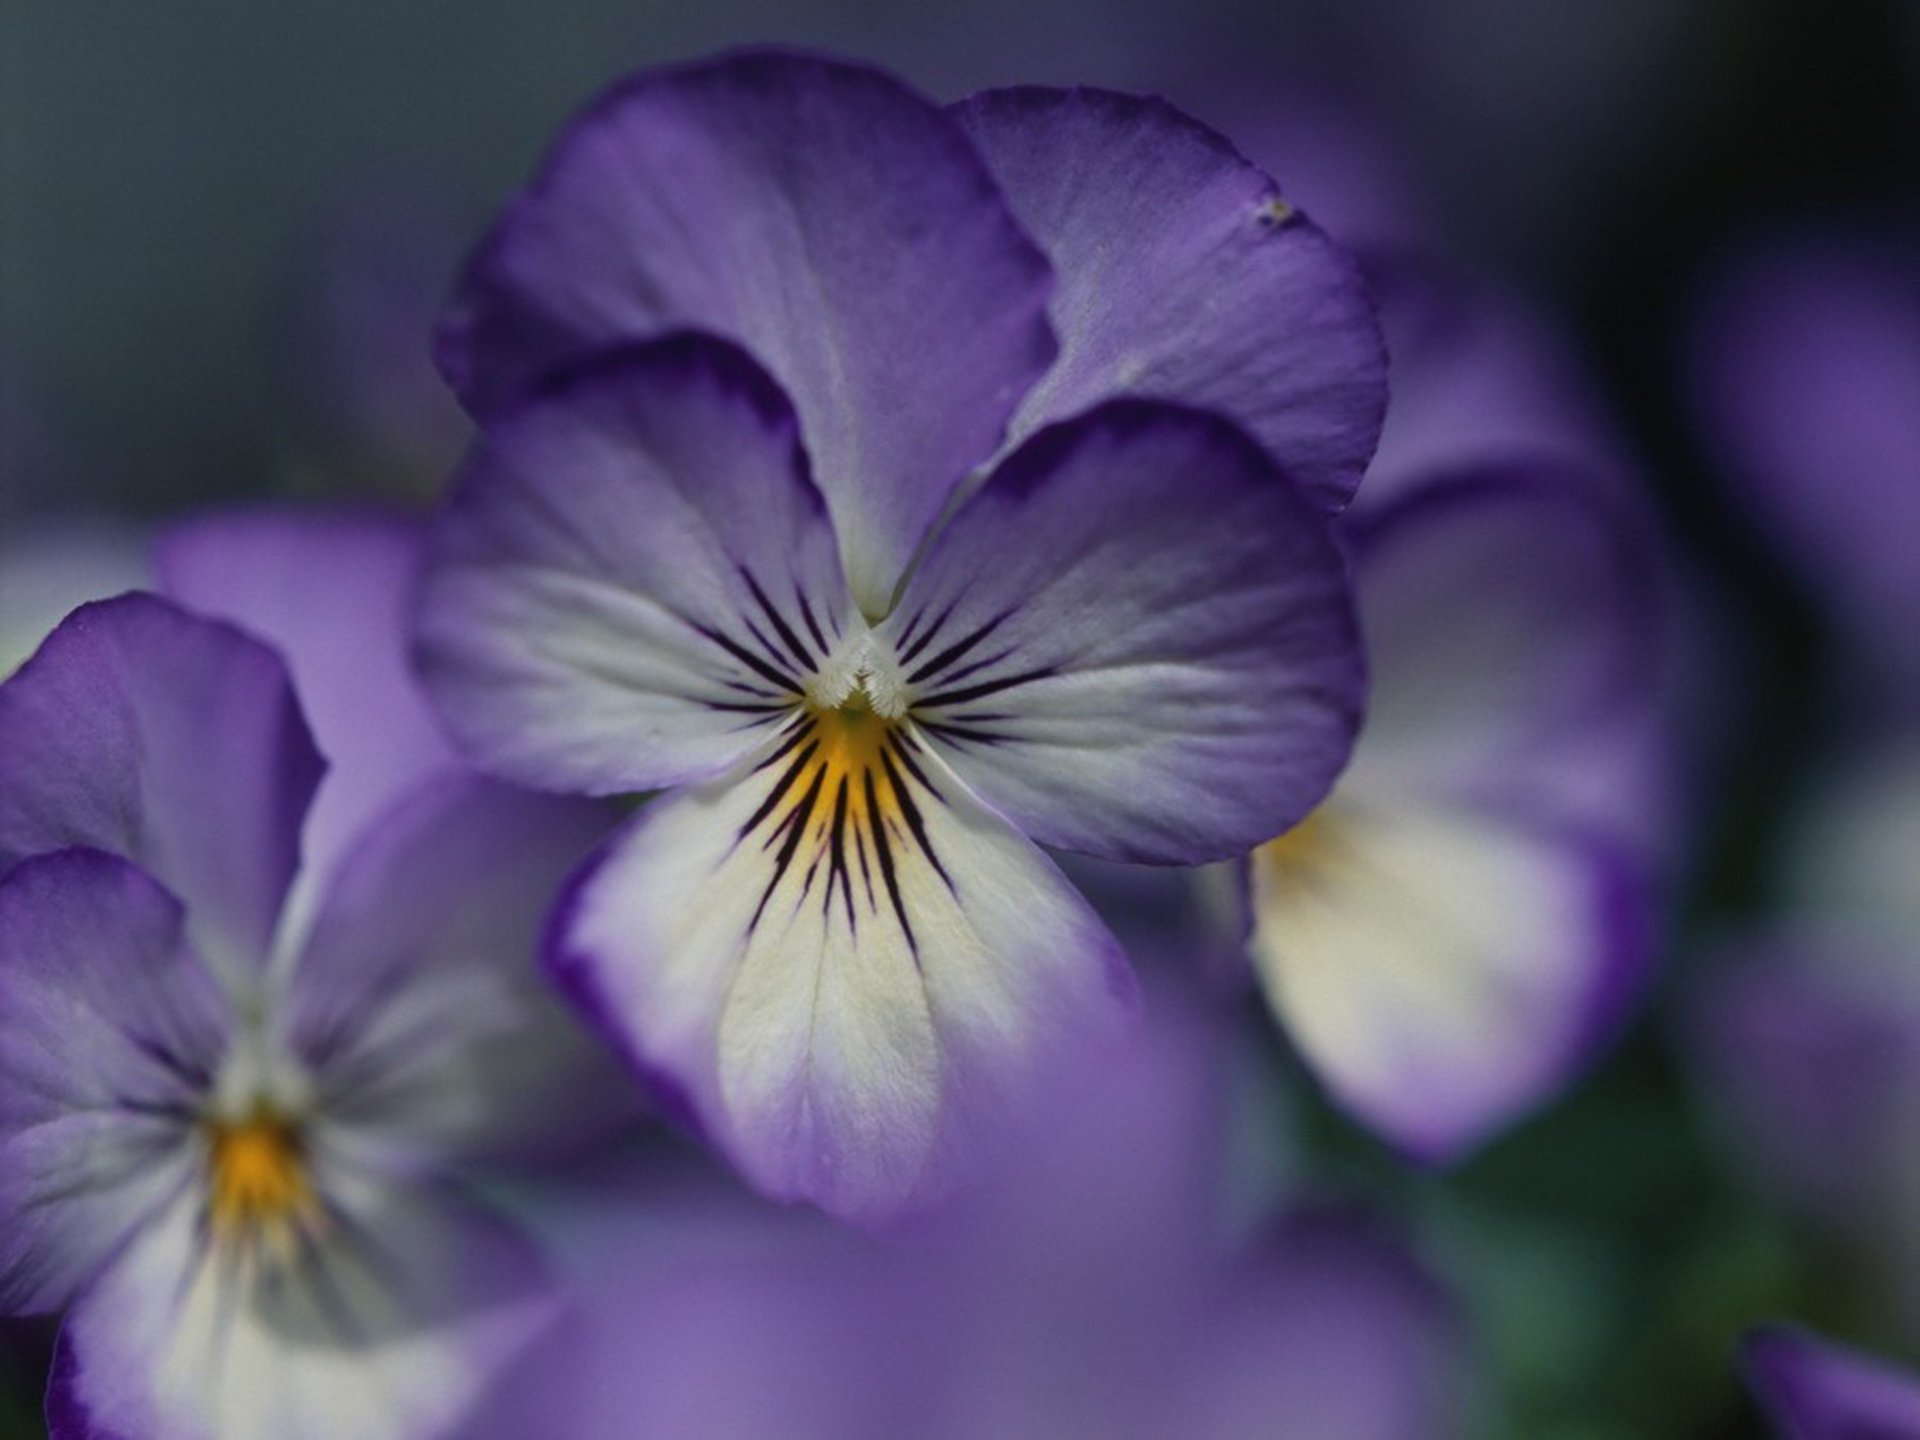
[1247,794,1651,1161]
[550,718,1135,1220]
[48,1176,555,1440]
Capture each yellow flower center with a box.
[1258,804,1353,886]
[205,1106,317,1239]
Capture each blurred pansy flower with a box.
[1743,1326,1920,1440]
[415,50,1383,1218]
[1237,465,1660,1160]
[1692,739,1920,1332]
[0,513,619,1440]
[1686,226,1920,707]
[531,979,1471,1439]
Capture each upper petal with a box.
[888,401,1364,865]
[953,87,1386,512]
[549,719,1135,1221]
[48,1176,556,1440]
[0,850,221,1315]
[437,50,1058,613]
[1344,465,1672,853]
[416,335,854,796]
[1247,795,1652,1160]
[157,508,462,891]
[286,772,628,1169]
[0,595,323,977]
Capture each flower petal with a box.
[286,772,627,1169]
[1742,1326,1920,1440]
[953,87,1386,512]
[157,508,462,890]
[1180,1212,1467,1440]
[0,596,323,978]
[417,335,854,796]
[47,1177,555,1440]
[550,722,1134,1220]
[0,850,220,1315]
[1247,797,1651,1160]
[1350,467,1657,777]
[887,401,1363,865]
[438,51,1057,613]
[1344,465,1676,860]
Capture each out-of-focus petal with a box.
[954,87,1385,513]
[1177,1212,1469,1440]
[1742,1326,1920,1440]
[416,336,852,796]
[890,401,1363,865]
[1688,933,1920,1229]
[0,851,219,1315]
[1361,262,1630,508]
[157,509,461,892]
[1688,232,1920,695]
[287,772,625,1170]
[437,50,1057,614]
[48,1177,555,1440]
[0,596,322,978]
[550,728,1134,1221]
[1248,796,1650,1160]
[1348,467,1657,796]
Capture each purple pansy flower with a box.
[1237,464,1660,1160]
[1744,1327,1920,1440]
[1686,226,1920,709]
[0,513,620,1439]
[415,51,1382,1217]
[1692,739,1920,1332]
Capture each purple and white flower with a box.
[1238,465,1661,1160]
[415,51,1382,1217]
[0,514,619,1440]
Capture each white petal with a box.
[554,715,1134,1220]
[1248,791,1646,1160]
[52,1176,555,1440]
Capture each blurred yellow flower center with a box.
[205,1107,316,1237]
[1260,805,1341,876]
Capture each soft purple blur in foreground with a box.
[1745,1327,1920,1439]
[524,980,1470,1440]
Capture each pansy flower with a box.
[1236,464,1660,1160]
[415,51,1383,1217]
[0,514,619,1439]
[1691,738,1920,1332]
